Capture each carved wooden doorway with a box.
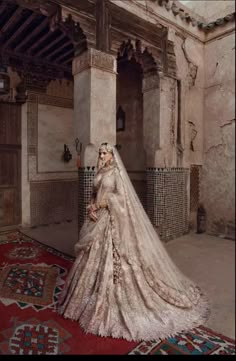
[0,103,21,227]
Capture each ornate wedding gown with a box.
[58,147,209,341]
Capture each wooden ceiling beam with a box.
[46,40,72,60]
[0,6,22,33]
[14,16,48,52]
[2,12,36,50]
[0,1,7,14]
[1,48,71,75]
[27,29,51,54]
[34,32,65,57]
[56,48,74,63]
[64,56,74,65]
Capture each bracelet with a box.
[99,200,108,209]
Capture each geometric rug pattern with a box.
[129,326,235,355]
[0,230,235,355]
[0,263,65,310]
[0,317,71,355]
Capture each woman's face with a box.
[98,149,113,166]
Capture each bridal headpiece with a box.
[99,142,114,154]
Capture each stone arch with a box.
[117,39,161,76]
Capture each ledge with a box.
[151,0,235,32]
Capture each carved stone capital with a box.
[72,48,116,75]
[142,74,160,92]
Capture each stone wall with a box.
[201,31,235,239]
[21,78,78,227]
[37,104,75,173]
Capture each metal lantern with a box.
[0,65,10,95]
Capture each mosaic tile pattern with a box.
[78,168,95,234]
[146,168,189,241]
[132,178,147,211]
[78,168,189,241]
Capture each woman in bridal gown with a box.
[58,142,210,341]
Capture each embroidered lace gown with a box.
[58,163,209,341]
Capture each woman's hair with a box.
[99,142,114,154]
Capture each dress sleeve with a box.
[90,185,97,204]
[107,168,126,211]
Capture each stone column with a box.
[73,48,116,166]
[72,48,117,231]
[142,73,160,168]
[143,73,189,241]
[142,73,177,168]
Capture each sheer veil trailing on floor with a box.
[58,144,210,342]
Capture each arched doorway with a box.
[116,39,159,208]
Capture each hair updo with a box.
[99,142,113,154]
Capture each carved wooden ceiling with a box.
[0,0,174,82]
[0,0,87,81]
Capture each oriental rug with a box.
[0,230,235,355]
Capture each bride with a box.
[58,142,209,341]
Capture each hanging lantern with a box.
[0,65,10,95]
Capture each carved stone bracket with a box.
[181,39,198,88]
[72,48,116,75]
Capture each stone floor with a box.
[21,220,235,340]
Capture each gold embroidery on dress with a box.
[112,242,121,284]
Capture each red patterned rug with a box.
[0,230,235,355]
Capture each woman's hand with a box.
[89,211,98,222]
[87,203,98,222]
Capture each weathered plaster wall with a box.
[174,34,205,167]
[23,79,78,226]
[201,32,235,238]
[153,31,205,169]
[38,104,76,173]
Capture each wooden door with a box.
[0,103,21,227]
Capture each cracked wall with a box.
[173,34,205,168]
[201,32,235,238]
